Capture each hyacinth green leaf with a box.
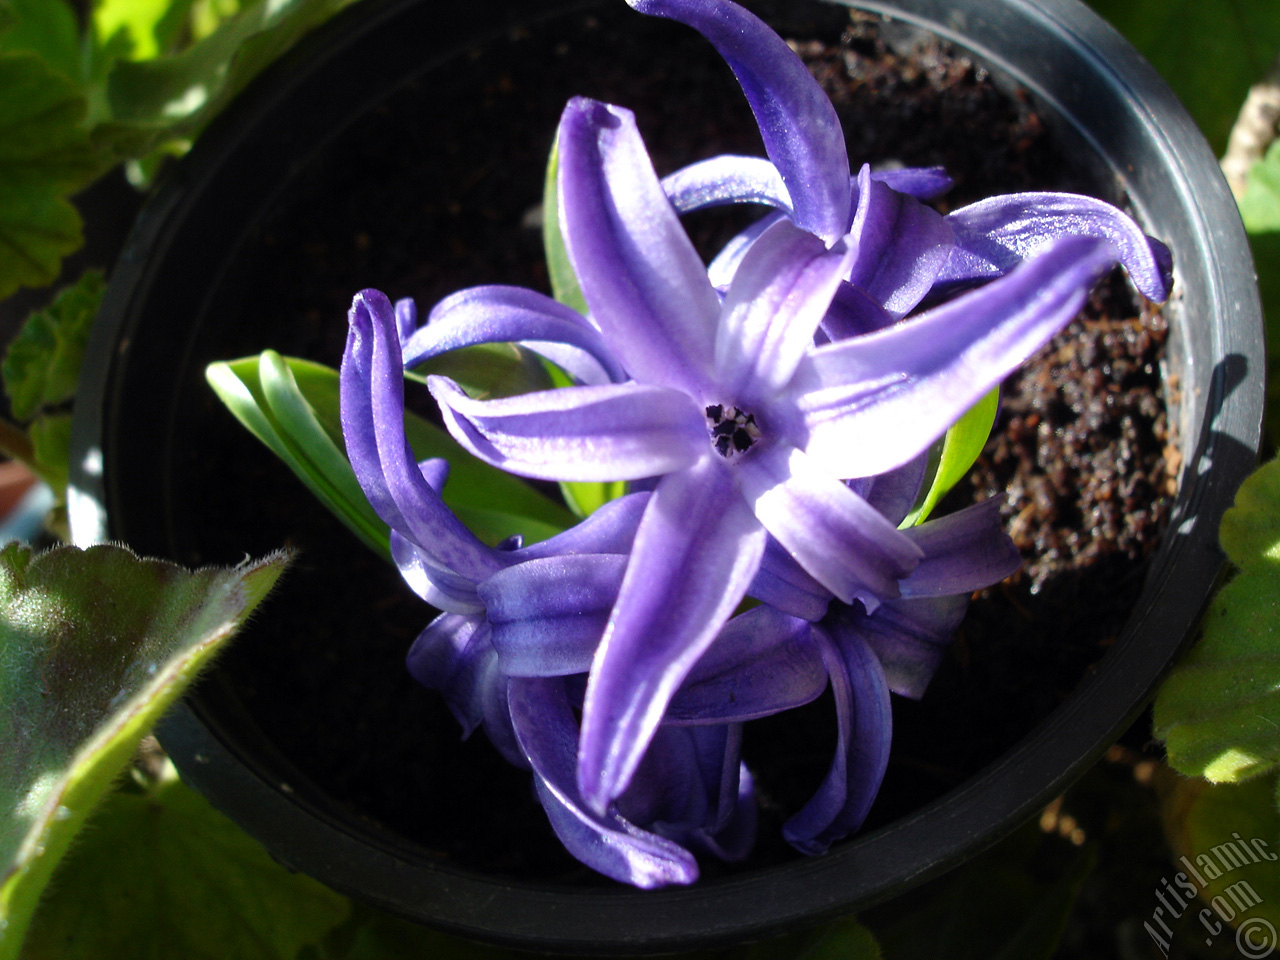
[1160,772,1280,930]
[1083,0,1280,154]
[901,387,1000,528]
[3,270,103,423]
[407,341,555,401]
[542,134,588,317]
[20,766,349,960]
[1154,457,1280,782]
[208,354,574,555]
[0,543,290,958]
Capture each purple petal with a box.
[737,443,922,605]
[340,289,501,582]
[513,490,650,560]
[818,281,898,343]
[391,532,484,613]
[558,98,720,394]
[615,725,708,829]
[509,677,700,887]
[662,155,790,213]
[939,191,1173,301]
[860,452,930,528]
[627,0,850,242]
[901,498,1022,597]
[406,614,495,737]
[846,165,954,316]
[578,459,767,812]
[666,606,825,723]
[478,659,528,768]
[794,235,1120,479]
[707,211,786,289]
[845,594,970,699]
[480,554,625,677]
[783,625,891,854]
[428,375,706,482]
[749,536,832,621]
[393,297,417,344]
[403,284,626,385]
[870,165,953,200]
[714,219,854,402]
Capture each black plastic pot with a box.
[69,0,1264,953]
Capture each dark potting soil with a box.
[156,3,1174,882]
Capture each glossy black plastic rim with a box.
[68,0,1264,952]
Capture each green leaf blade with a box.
[1155,458,1280,782]
[901,387,999,527]
[0,544,291,958]
[20,770,350,960]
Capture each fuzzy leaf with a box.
[21,767,349,960]
[0,0,81,86]
[1160,772,1280,934]
[105,0,350,142]
[0,51,99,297]
[867,822,1095,960]
[1239,141,1280,234]
[1084,0,1280,154]
[0,544,291,958]
[3,270,102,423]
[1155,458,1280,782]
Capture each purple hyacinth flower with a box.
[631,0,1173,308]
[344,287,788,885]
[427,93,1130,813]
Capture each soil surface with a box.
[139,2,1174,882]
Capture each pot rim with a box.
[68,0,1264,952]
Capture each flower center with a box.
[705,403,761,459]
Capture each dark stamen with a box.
[705,404,761,459]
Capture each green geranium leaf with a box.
[0,51,101,297]
[901,387,999,527]
[1155,458,1280,782]
[3,269,103,423]
[1084,0,1280,154]
[94,0,197,62]
[21,765,349,960]
[1160,772,1280,935]
[105,0,351,146]
[0,0,81,86]
[1240,140,1280,234]
[866,821,1095,960]
[0,543,291,958]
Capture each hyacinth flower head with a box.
[310,0,1178,886]
[342,289,1022,881]
[425,92,1155,816]
[343,288,849,886]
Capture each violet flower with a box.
[342,287,830,886]
[638,0,1173,313]
[426,93,1135,815]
